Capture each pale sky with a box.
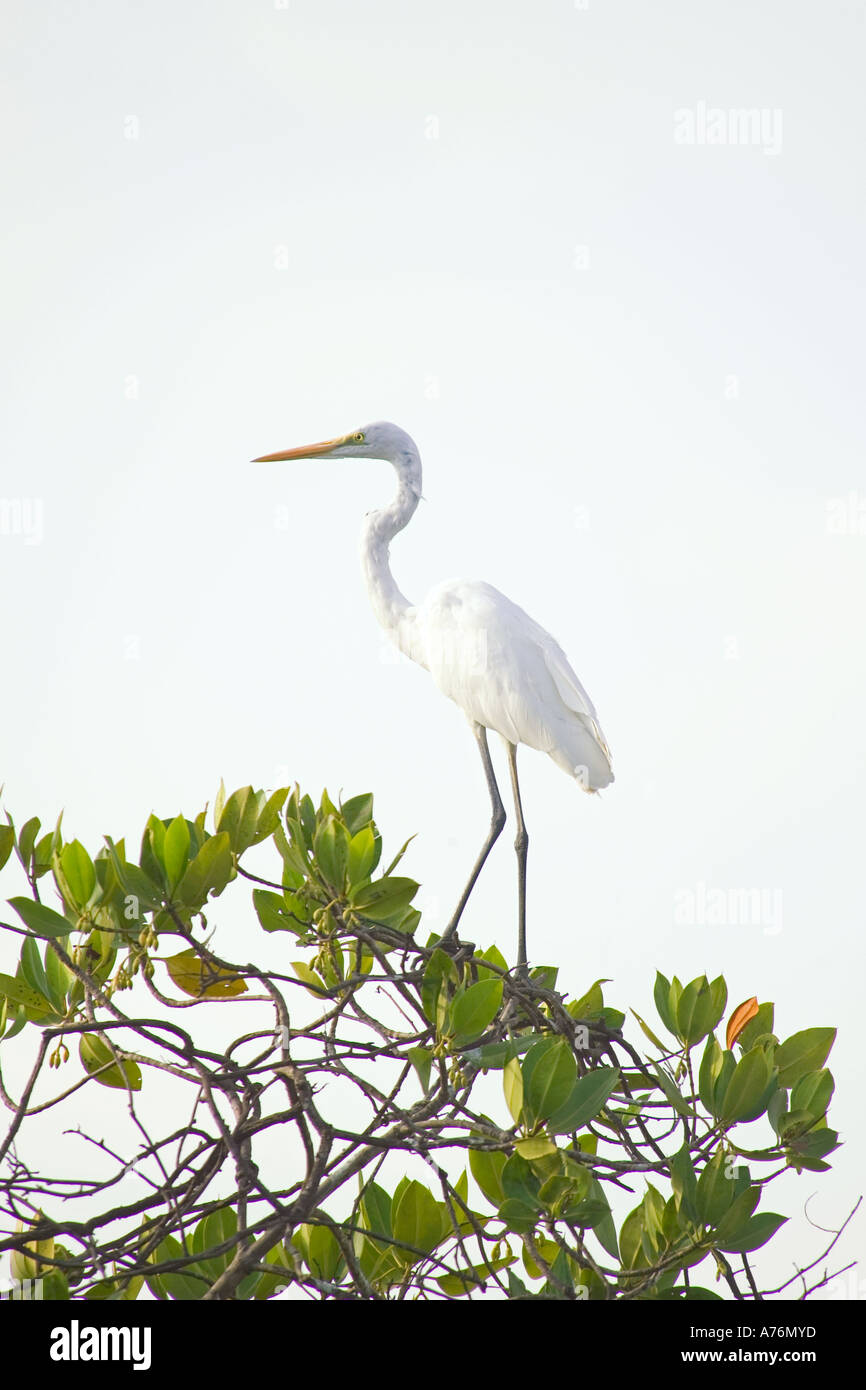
[2,0,864,1296]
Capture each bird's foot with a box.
[436,928,476,963]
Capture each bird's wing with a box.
[540,637,613,764]
[420,579,613,782]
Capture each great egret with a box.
[254,422,613,967]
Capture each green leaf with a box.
[503,1056,524,1125]
[103,839,164,909]
[674,974,726,1049]
[10,1218,57,1284]
[341,793,374,836]
[582,1178,619,1256]
[391,1180,447,1262]
[77,928,117,984]
[145,1234,208,1300]
[20,935,50,999]
[569,978,609,1019]
[359,1181,392,1244]
[389,905,421,935]
[449,978,503,1043]
[713,1184,761,1244]
[696,1150,735,1227]
[213,779,227,830]
[43,943,71,1014]
[216,786,260,855]
[86,1271,145,1302]
[313,816,349,892]
[522,1038,577,1127]
[498,1198,539,1234]
[251,788,289,845]
[297,793,317,849]
[698,1034,724,1112]
[408,1046,433,1092]
[272,821,307,882]
[653,970,677,1035]
[651,1062,693,1119]
[437,1253,516,1297]
[639,1184,667,1262]
[709,1049,736,1117]
[293,1223,343,1282]
[291,961,327,995]
[716,1212,787,1254]
[174,832,233,907]
[0,972,56,1019]
[190,1208,237,1281]
[468,1149,507,1209]
[708,975,728,1029]
[539,1163,591,1218]
[253,888,298,935]
[786,1128,839,1167]
[529,965,558,990]
[0,1001,29,1042]
[719,1045,774,1125]
[250,1243,292,1301]
[790,1069,834,1126]
[420,949,457,1030]
[0,823,15,871]
[501,1153,540,1208]
[775,1028,836,1088]
[475,943,508,978]
[670,1145,699,1224]
[8,896,74,938]
[630,1008,668,1052]
[59,840,96,906]
[79,1033,142,1090]
[33,829,61,878]
[774,1108,816,1143]
[463,1035,538,1071]
[142,815,166,885]
[347,825,377,887]
[163,816,190,892]
[675,975,715,1048]
[547,1065,620,1133]
[516,1136,557,1160]
[350,876,419,920]
[620,1205,647,1270]
[521,1235,561,1280]
[17,816,41,870]
[768,1088,787,1133]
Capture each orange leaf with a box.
[726,996,759,1050]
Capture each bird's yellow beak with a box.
[252,434,352,463]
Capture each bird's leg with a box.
[505,741,529,971]
[440,723,506,947]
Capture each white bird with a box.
[254,422,613,967]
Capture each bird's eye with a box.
[353,432,365,443]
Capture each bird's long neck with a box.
[360,446,424,665]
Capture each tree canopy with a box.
[0,785,849,1302]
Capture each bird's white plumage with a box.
[411,578,613,789]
